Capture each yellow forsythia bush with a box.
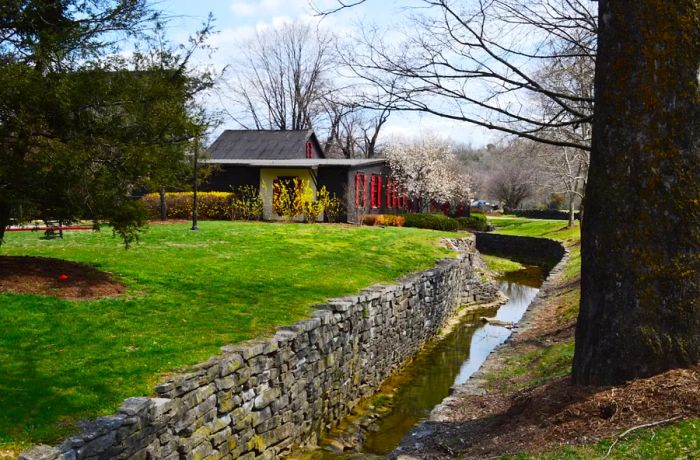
[142,192,234,220]
[361,214,405,227]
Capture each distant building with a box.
[203,130,405,222]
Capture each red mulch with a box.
[0,256,125,300]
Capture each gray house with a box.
[202,130,404,222]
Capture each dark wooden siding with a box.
[316,167,349,222]
[201,165,260,192]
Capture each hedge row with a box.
[142,192,234,220]
[454,213,488,231]
[403,213,488,232]
[361,214,406,227]
[504,208,579,221]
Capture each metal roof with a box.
[207,129,325,160]
[203,158,386,168]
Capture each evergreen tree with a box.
[0,1,213,245]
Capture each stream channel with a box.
[297,261,546,459]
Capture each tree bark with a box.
[159,188,167,221]
[0,203,9,244]
[567,194,576,228]
[573,1,700,386]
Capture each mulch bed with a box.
[397,271,700,459]
[421,366,700,459]
[0,256,125,300]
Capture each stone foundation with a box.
[21,237,499,460]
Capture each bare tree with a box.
[487,144,538,209]
[322,99,390,158]
[324,0,597,150]
[535,144,588,225]
[532,36,594,224]
[225,21,334,131]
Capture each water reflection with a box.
[362,265,544,454]
[453,279,540,385]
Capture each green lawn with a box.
[0,222,457,451]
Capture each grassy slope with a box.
[485,217,699,459]
[0,222,456,451]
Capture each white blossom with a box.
[385,136,471,210]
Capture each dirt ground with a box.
[0,256,125,300]
[395,268,700,459]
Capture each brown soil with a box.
[148,219,191,225]
[397,269,700,459]
[0,256,126,300]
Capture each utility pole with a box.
[191,137,199,231]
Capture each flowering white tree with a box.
[385,136,471,212]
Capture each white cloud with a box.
[229,0,317,18]
[382,115,493,148]
[230,2,259,16]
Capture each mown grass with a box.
[480,254,526,276]
[0,221,457,451]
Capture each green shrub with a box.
[403,213,459,231]
[454,213,488,231]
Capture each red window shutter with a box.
[377,176,382,208]
[365,175,369,207]
[386,178,392,209]
[370,176,376,208]
[306,142,313,158]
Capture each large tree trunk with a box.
[0,203,9,244]
[573,1,700,386]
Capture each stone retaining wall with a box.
[475,232,566,267]
[393,237,569,458]
[22,237,499,460]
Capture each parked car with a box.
[471,199,499,211]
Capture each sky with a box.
[158,0,495,147]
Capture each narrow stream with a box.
[296,263,546,459]
[361,264,545,455]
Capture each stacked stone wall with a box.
[21,237,498,460]
[475,232,566,267]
